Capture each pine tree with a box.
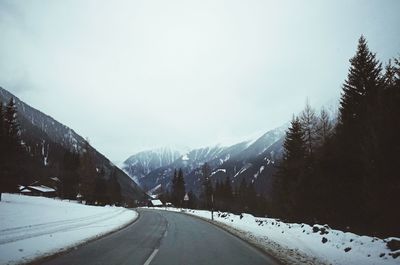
[171,168,185,207]
[0,98,21,194]
[171,169,178,206]
[223,176,232,210]
[61,150,80,199]
[0,101,4,201]
[187,190,197,209]
[238,178,247,210]
[316,107,332,145]
[246,182,258,214]
[335,35,383,226]
[109,170,122,206]
[366,57,400,235]
[79,140,97,204]
[201,163,213,209]
[4,98,20,145]
[273,116,306,220]
[339,36,382,131]
[300,100,318,157]
[177,168,185,207]
[94,174,107,205]
[0,101,4,146]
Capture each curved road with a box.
[39,209,279,265]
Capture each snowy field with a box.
[155,207,399,265]
[0,194,138,265]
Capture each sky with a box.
[0,0,399,163]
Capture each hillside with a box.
[0,87,147,202]
[123,125,287,197]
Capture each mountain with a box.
[123,125,287,197]
[122,147,183,184]
[0,87,147,202]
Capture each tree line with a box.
[272,36,400,237]
[164,36,399,237]
[163,163,265,216]
[0,98,21,197]
[60,141,122,206]
[0,99,122,205]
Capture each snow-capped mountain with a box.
[122,147,183,184]
[123,125,287,197]
[0,87,147,201]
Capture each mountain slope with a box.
[0,87,147,201]
[122,147,183,184]
[123,126,287,197]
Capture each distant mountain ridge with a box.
[0,87,147,201]
[123,147,183,184]
[123,125,287,197]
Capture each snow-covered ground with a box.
[0,194,138,265]
[156,207,400,265]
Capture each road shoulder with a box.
[166,209,327,265]
[26,209,140,265]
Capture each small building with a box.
[19,185,56,198]
[36,177,60,190]
[148,199,163,207]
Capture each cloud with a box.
[0,0,399,161]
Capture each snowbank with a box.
[157,207,399,265]
[0,194,138,265]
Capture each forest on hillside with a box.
[0,100,123,206]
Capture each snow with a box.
[156,208,399,265]
[253,166,265,179]
[181,154,189,161]
[147,184,162,196]
[233,163,251,178]
[150,200,163,206]
[211,168,226,176]
[50,177,60,182]
[0,194,138,265]
[28,185,55,193]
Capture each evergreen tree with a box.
[177,168,185,207]
[109,169,122,206]
[300,100,318,157]
[238,178,248,211]
[365,57,400,234]
[79,140,97,204]
[339,36,381,130]
[171,169,178,206]
[335,35,383,226]
[4,98,20,145]
[94,174,107,205]
[223,176,232,210]
[61,150,80,199]
[0,101,4,200]
[246,182,258,214]
[201,163,213,209]
[315,107,333,145]
[0,101,4,146]
[214,179,223,210]
[273,116,306,220]
[0,98,21,194]
[171,168,185,207]
[187,190,197,209]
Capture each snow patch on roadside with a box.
[154,207,399,265]
[0,194,138,265]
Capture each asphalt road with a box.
[40,208,279,265]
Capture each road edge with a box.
[179,211,286,265]
[25,209,141,265]
[178,210,328,265]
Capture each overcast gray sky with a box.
[1,0,399,163]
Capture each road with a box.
[39,208,279,265]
